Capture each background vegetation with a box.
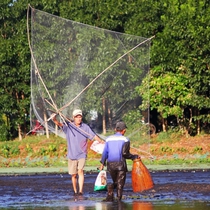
[0,0,210,141]
[1,134,210,168]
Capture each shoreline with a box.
[1,164,210,175]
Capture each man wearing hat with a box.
[52,109,103,197]
[99,121,139,201]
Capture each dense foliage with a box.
[1,134,210,167]
[0,0,209,140]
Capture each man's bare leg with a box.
[71,174,77,194]
[78,169,84,194]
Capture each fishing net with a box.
[29,6,152,151]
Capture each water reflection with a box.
[132,201,153,210]
[65,200,210,210]
[67,201,153,210]
[1,200,210,210]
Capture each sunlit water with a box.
[1,170,210,209]
[1,199,210,210]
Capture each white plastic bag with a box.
[90,141,105,154]
[94,170,107,191]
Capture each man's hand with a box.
[50,113,63,127]
[94,135,104,144]
[99,164,104,171]
[51,113,57,119]
[133,155,141,160]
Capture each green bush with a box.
[1,144,11,157]
[11,147,20,156]
[156,130,182,143]
[0,124,10,141]
[193,146,203,153]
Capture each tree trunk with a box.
[108,107,112,130]
[18,124,22,141]
[15,90,22,140]
[162,117,166,132]
[197,110,200,135]
[44,112,49,139]
[102,97,106,134]
[186,108,193,137]
[55,124,58,137]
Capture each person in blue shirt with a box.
[99,121,140,201]
[52,109,103,196]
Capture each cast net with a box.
[29,6,152,154]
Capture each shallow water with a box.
[1,170,210,209]
[1,200,210,210]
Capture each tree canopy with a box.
[0,0,209,140]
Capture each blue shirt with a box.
[62,122,95,160]
[101,132,129,163]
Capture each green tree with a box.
[1,0,210,140]
[149,0,210,134]
[0,1,31,140]
[0,0,61,140]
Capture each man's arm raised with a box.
[51,113,63,127]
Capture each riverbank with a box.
[1,134,210,169]
[1,163,210,175]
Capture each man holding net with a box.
[52,109,103,196]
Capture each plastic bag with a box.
[90,141,105,154]
[94,170,107,191]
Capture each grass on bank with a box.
[0,133,210,168]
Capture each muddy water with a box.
[0,170,210,209]
[2,200,210,210]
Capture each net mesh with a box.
[29,7,151,151]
